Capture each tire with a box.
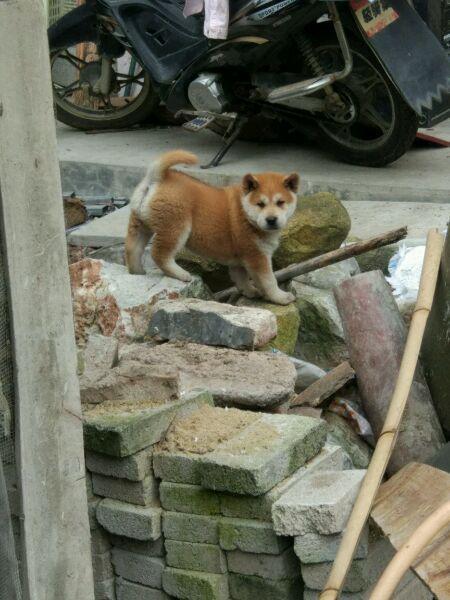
[50,45,159,130]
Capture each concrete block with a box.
[110,535,165,557]
[94,577,116,600]
[111,548,164,588]
[324,412,372,469]
[97,499,162,541]
[163,512,219,544]
[294,526,369,564]
[165,540,227,574]
[86,447,153,482]
[162,567,229,600]
[89,496,102,530]
[227,547,299,580]
[83,389,213,457]
[91,528,112,554]
[92,473,159,506]
[153,449,203,485]
[92,551,114,581]
[149,298,277,350]
[220,443,345,520]
[228,573,301,600]
[272,470,366,536]
[116,578,170,600]
[86,471,95,499]
[159,482,221,516]
[219,517,290,555]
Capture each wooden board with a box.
[371,462,450,599]
[290,361,355,408]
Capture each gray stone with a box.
[96,499,162,541]
[92,473,159,506]
[272,470,366,536]
[149,298,277,350]
[227,547,299,580]
[289,281,347,368]
[83,389,213,457]
[0,388,11,438]
[91,528,112,555]
[79,333,119,381]
[86,447,153,482]
[120,341,296,409]
[294,259,360,290]
[110,536,165,557]
[89,497,102,530]
[228,573,301,600]
[163,512,219,544]
[162,567,229,600]
[111,548,164,588]
[116,579,170,600]
[294,526,369,564]
[220,443,345,520]
[219,517,290,555]
[92,551,114,581]
[94,577,116,600]
[324,412,372,469]
[165,540,227,574]
[159,483,221,516]
[286,356,326,393]
[86,471,95,499]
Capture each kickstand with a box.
[201,116,248,169]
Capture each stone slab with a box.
[219,517,290,555]
[116,578,170,600]
[96,499,162,541]
[165,540,227,574]
[111,548,164,588]
[163,512,219,544]
[226,547,299,580]
[159,483,221,516]
[272,470,366,536]
[110,535,165,557]
[92,473,159,506]
[162,567,229,600]
[294,526,369,564]
[83,389,213,457]
[86,447,153,481]
[149,298,277,350]
[228,573,301,600]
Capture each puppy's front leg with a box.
[245,255,294,305]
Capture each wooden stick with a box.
[319,228,444,600]
[214,227,407,301]
[290,361,355,408]
[369,500,450,600]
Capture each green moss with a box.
[160,482,222,516]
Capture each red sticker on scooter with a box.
[350,0,399,38]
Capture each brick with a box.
[111,548,164,588]
[220,443,345,520]
[227,547,299,580]
[110,536,165,557]
[86,447,153,482]
[159,482,221,516]
[116,578,170,600]
[162,567,229,600]
[272,470,366,536]
[92,473,158,506]
[92,551,114,581]
[294,526,369,564]
[165,540,226,574]
[163,512,219,544]
[83,390,213,457]
[97,499,162,541]
[91,528,112,555]
[219,517,290,555]
[148,298,277,350]
[94,577,116,600]
[229,574,301,600]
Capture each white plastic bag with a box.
[386,243,426,317]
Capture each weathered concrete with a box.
[92,473,159,506]
[93,577,116,600]
[228,573,301,600]
[149,298,277,350]
[96,499,162,540]
[111,548,164,588]
[163,512,220,544]
[294,526,369,564]
[218,517,290,554]
[92,551,114,581]
[272,470,366,536]
[120,341,296,409]
[160,483,221,516]
[91,528,111,555]
[86,447,153,482]
[116,579,170,600]
[335,271,444,474]
[165,540,227,574]
[324,412,372,469]
[226,547,299,579]
[109,535,165,557]
[162,568,229,600]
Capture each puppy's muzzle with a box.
[265,216,279,230]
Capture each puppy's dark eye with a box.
[277,200,285,207]
[257,201,265,208]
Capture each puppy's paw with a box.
[128,267,146,275]
[269,290,295,305]
[242,284,260,299]
[178,273,193,283]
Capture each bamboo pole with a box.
[214,227,407,301]
[369,501,450,600]
[319,228,445,600]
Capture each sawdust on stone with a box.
[161,405,259,454]
[224,422,279,455]
[83,397,165,416]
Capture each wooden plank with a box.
[290,361,355,408]
[0,1,94,599]
[371,462,450,599]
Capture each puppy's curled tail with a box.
[155,150,198,181]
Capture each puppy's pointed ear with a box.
[284,173,299,192]
[242,173,259,193]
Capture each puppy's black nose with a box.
[266,216,278,228]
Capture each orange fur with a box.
[125,150,299,304]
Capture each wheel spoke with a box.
[61,49,88,69]
[54,80,83,98]
[362,104,391,133]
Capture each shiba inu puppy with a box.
[125,150,299,305]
